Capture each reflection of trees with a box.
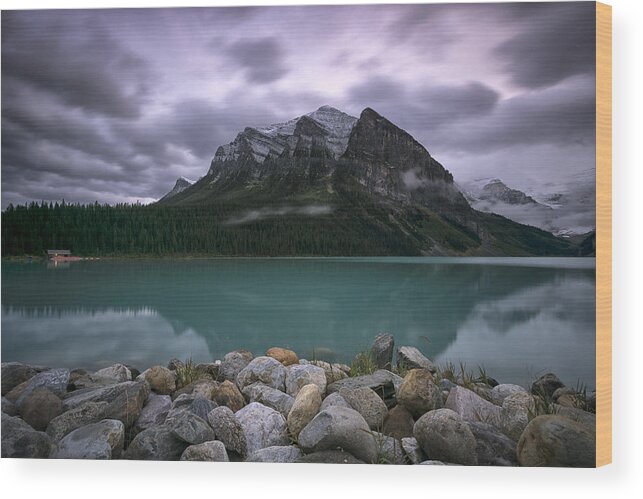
[1,260,595,364]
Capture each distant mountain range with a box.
[158,106,590,256]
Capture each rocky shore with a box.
[1,335,596,466]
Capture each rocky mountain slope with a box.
[159,177,195,202]
[159,106,581,256]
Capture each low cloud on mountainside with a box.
[2,3,595,219]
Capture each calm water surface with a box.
[1,257,596,389]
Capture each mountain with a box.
[159,106,579,256]
[159,176,195,202]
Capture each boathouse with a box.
[47,249,71,258]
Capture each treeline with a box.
[1,201,418,257]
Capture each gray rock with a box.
[553,404,596,431]
[287,383,322,438]
[18,388,63,431]
[213,380,246,412]
[413,408,478,465]
[439,379,457,391]
[301,360,348,385]
[500,391,535,441]
[467,421,518,466]
[445,385,502,426]
[90,364,132,385]
[490,383,528,406]
[531,373,565,399]
[194,362,220,380]
[51,419,124,459]
[1,396,17,416]
[327,370,402,408]
[62,381,143,411]
[124,424,188,460]
[397,369,443,418]
[207,406,247,457]
[397,346,436,373]
[517,415,595,467]
[187,396,217,421]
[15,368,70,408]
[242,382,295,417]
[296,449,365,464]
[285,364,327,398]
[1,412,52,458]
[371,431,406,464]
[166,410,215,445]
[103,381,150,429]
[247,445,302,463]
[235,402,289,455]
[383,405,415,440]
[167,358,184,371]
[132,393,172,434]
[298,406,378,464]
[180,440,229,461]
[137,366,176,395]
[320,392,351,411]
[173,378,218,400]
[401,437,426,464]
[236,356,287,392]
[419,460,447,465]
[1,362,38,395]
[220,350,254,381]
[339,386,388,430]
[46,401,109,441]
[371,334,394,370]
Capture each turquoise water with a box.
[1,258,596,389]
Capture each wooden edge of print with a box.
[595,1,612,468]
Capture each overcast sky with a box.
[1,2,596,208]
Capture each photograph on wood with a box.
[0,1,611,466]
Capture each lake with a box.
[1,257,596,389]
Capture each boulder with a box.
[90,364,132,385]
[1,396,17,416]
[490,384,528,406]
[180,440,229,461]
[467,421,518,466]
[1,412,52,458]
[445,385,502,426]
[266,347,299,366]
[46,401,109,441]
[370,334,394,370]
[18,388,63,431]
[167,358,184,371]
[397,369,443,418]
[172,378,218,401]
[213,380,246,412]
[553,405,596,431]
[236,356,287,392]
[339,386,388,430]
[103,381,150,429]
[327,370,402,408]
[124,424,188,460]
[51,419,125,459]
[531,373,565,399]
[1,362,38,395]
[247,445,303,463]
[500,391,535,441]
[138,366,176,395]
[371,431,406,464]
[14,368,70,408]
[220,350,254,381]
[382,405,415,440]
[285,364,327,398]
[517,415,596,467]
[413,408,478,465]
[132,393,172,434]
[235,402,289,455]
[207,406,247,457]
[401,436,426,464]
[194,362,220,380]
[296,449,365,464]
[301,360,349,385]
[62,381,143,411]
[397,346,436,373]
[320,392,351,411]
[287,384,322,438]
[166,409,216,445]
[242,382,295,417]
[298,406,378,464]
[186,396,217,421]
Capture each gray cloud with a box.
[494,2,595,89]
[221,37,289,83]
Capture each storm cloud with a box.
[1,2,596,216]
